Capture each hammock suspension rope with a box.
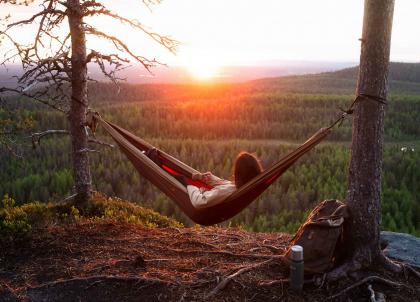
[86,93,386,225]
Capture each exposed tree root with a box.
[3,221,418,302]
[324,249,420,301]
[327,251,403,282]
[327,258,363,282]
[367,284,387,302]
[403,264,420,280]
[378,253,402,273]
[205,258,276,299]
[258,279,289,287]
[249,244,285,253]
[367,284,376,302]
[327,275,407,300]
[161,247,282,260]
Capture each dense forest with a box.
[1,64,419,235]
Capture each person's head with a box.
[233,152,263,188]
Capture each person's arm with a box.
[187,184,235,209]
[192,172,228,187]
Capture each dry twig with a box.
[258,279,289,286]
[367,284,376,302]
[88,138,114,148]
[30,129,69,148]
[327,276,407,300]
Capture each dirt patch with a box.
[26,276,175,302]
[0,221,418,301]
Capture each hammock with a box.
[90,113,331,226]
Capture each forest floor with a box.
[1,221,419,302]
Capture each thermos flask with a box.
[289,245,304,292]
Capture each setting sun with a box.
[184,59,220,81]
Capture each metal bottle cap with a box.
[290,245,303,261]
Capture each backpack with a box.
[285,199,349,274]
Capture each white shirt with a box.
[187,172,236,209]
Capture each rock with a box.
[381,231,420,268]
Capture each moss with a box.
[0,195,31,242]
[0,192,182,243]
[84,192,183,228]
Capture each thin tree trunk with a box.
[346,0,394,266]
[67,0,92,206]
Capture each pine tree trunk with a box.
[346,0,394,266]
[67,0,92,206]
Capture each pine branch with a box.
[30,129,69,148]
[6,8,66,29]
[84,26,165,72]
[0,87,67,113]
[88,138,114,148]
[83,5,178,53]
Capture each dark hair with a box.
[233,152,263,188]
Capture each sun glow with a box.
[185,61,220,81]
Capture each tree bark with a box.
[67,0,92,206]
[346,0,394,266]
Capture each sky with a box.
[1,0,420,80]
[105,0,419,64]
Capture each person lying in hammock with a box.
[146,149,263,209]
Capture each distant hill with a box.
[0,61,353,86]
[2,62,420,99]
[252,62,420,95]
[329,62,420,83]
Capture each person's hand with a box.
[201,172,213,183]
[192,173,202,180]
[192,172,212,182]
